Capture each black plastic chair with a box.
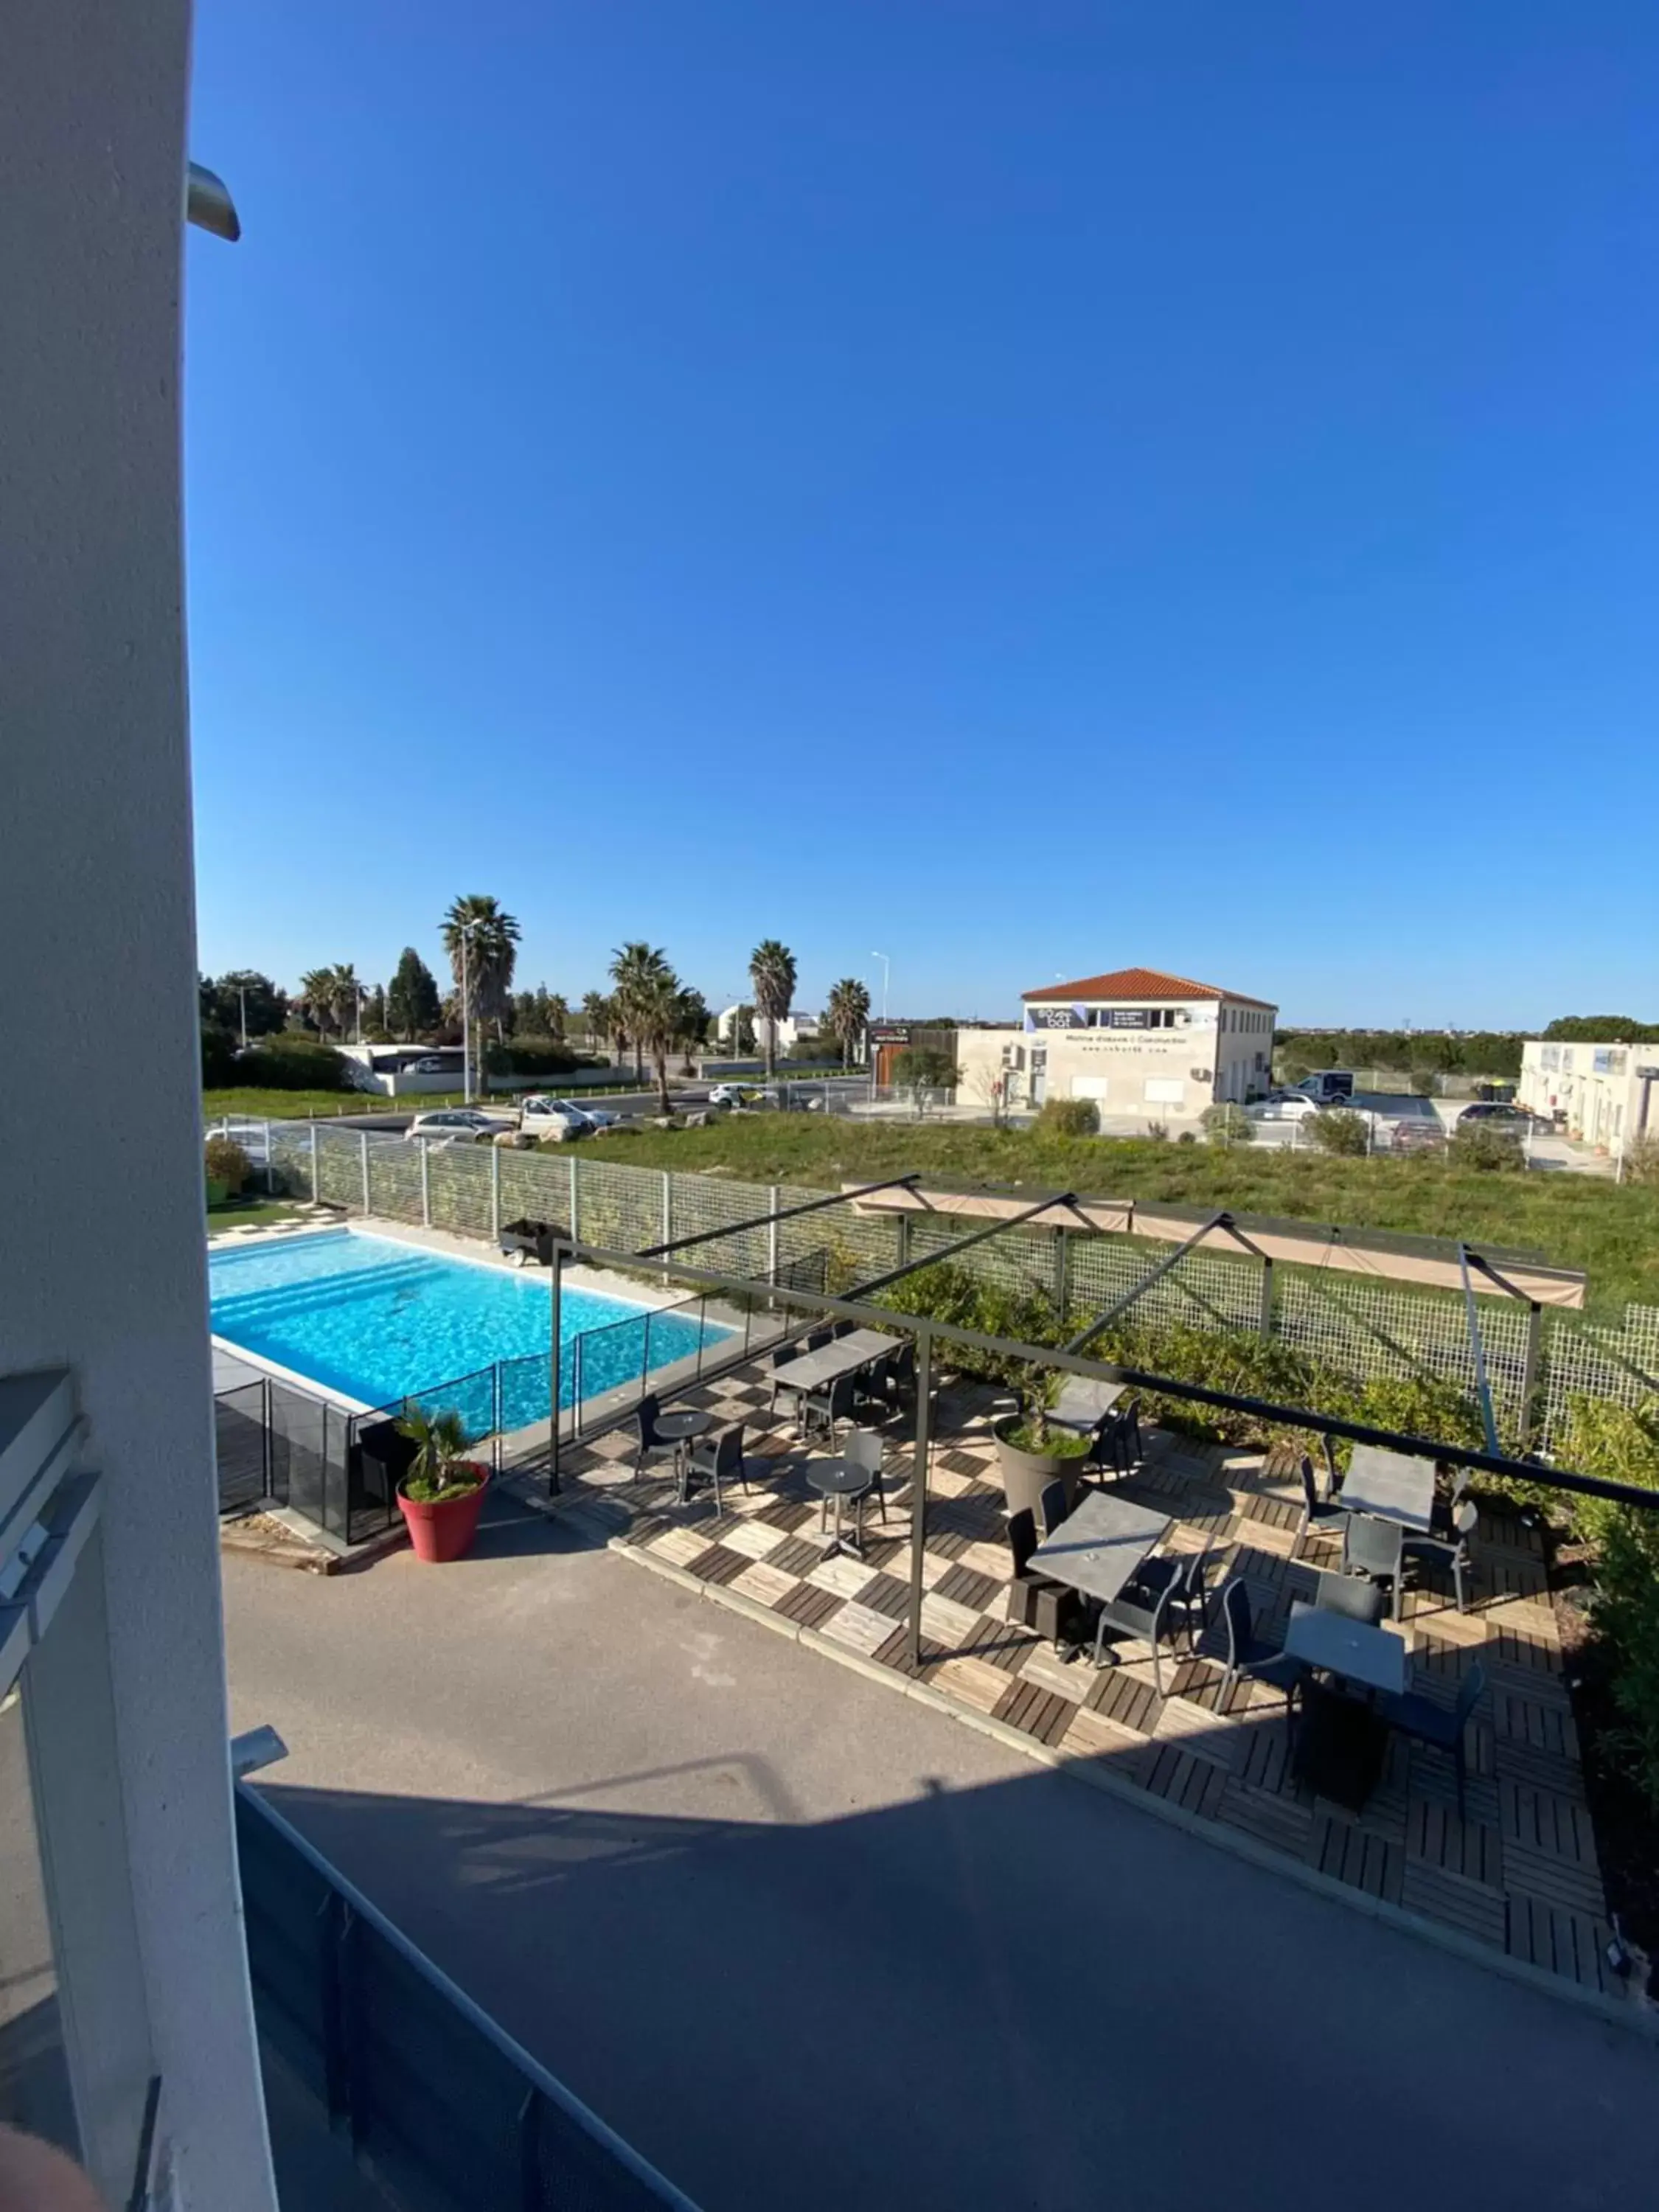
[880,1341,918,1412]
[1293,1455,1347,1561]
[633,1392,678,1482]
[1007,1507,1083,1652]
[1294,1569,1386,1626]
[855,1356,893,1416]
[1428,1466,1474,1540]
[1217,1578,1307,1722]
[843,1427,887,1530]
[767,1343,800,1413]
[1403,1498,1478,1615]
[686,1422,748,1514]
[1038,1478,1071,1540]
[1172,1545,1217,1645]
[1377,1660,1487,1817]
[804,1328,834,1353]
[803,1371,858,1444]
[1343,1511,1406,1621]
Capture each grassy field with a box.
[204,1088,473,1119]
[597,1117,1659,1310]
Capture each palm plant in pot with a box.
[393,1407,490,1562]
[992,1364,1091,1524]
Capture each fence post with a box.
[310,1121,319,1203]
[1259,1256,1275,1340]
[264,1118,274,1196]
[1053,1228,1069,1321]
[420,1140,431,1228]
[359,1130,370,1216]
[1520,1301,1543,1449]
[568,1153,580,1241]
[491,1146,501,1241]
[906,1326,934,1670]
[661,1169,672,1250]
[548,1246,563,1491]
[768,1186,781,1281]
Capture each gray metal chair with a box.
[802,1370,858,1444]
[1429,1466,1474,1540]
[1293,1455,1347,1560]
[1090,1564,1186,1696]
[1294,1568,1386,1626]
[1377,1660,1486,1817]
[1343,1512,1407,1621]
[1038,1478,1071,1540]
[632,1392,678,1483]
[1403,1498,1478,1615]
[686,1422,748,1514]
[842,1427,887,1531]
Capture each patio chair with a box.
[1428,1467,1474,1540]
[1292,1455,1347,1561]
[1402,1498,1478,1616]
[855,1355,893,1416]
[686,1422,748,1515]
[1090,1560,1186,1696]
[1293,1569,1386,1626]
[767,1343,800,1413]
[1172,1545,1217,1645]
[830,1321,856,1340]
[1038,1478,1071,1540]
[1342,1512,1406,1621]
[632,1393,678,1483]
[1216,1578,1307,1723]
[804,1328,834,1353]
[1006,1507,1084,1653]
[802,1371,858,1445]
[1377,1660,1487,1818]
[843,1427,888,1532]
[878,1340,918,1412]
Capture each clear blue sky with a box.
[184,2,1658,1029]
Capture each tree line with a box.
[202,902,876,1092]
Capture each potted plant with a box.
[393,1407,490,1562]
[992,1366,1091,1523]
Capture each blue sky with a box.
[184,2,1658,1029]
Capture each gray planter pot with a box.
[992,1418,1087,1524]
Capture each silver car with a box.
[404,1109,510,1145]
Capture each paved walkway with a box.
[224,1509,1655,2212]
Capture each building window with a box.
[1144,1077,1184,1104]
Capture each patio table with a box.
[805,1456,873,1561]
[652,1408,713,1505]
[1027,1492,1172,1609]
[771,1329,902,1399]
[1340,1445,1436,1534]
[1283,1606,1408,1696]
[1046,1378,1126,1434]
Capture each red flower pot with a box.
[396,1464,490,1563]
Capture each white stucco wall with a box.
[0,5,276,2203]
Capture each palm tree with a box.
[629,965,686,1117]
[297,967,338,1040]
[546,992,569,1042]
[748,939,797,1079]
[825,977,871,1070]
[328,963,362,1043]
[440,895,521,1050]
[673,987,711,1076]
[609,942,671,1079]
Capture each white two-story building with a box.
[954,965,1279,1127]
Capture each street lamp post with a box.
[870,951,890,1022]
[237,986,249,1049]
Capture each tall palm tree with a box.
[440,895,521,1049]
[673,987,711,1075]
[825,977,871,1070]
[328,963,362,1043]
[629,964,686,1117]
[297,967,339,1041]
[748,939,797,1079]
[546,992,569,1042]
[609,943,671,1079]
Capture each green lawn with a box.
[602,1118,1659,1312]
[204,1088,472,1119]
[206,1197,303,1231]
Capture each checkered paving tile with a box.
[552,1363,1613,1994]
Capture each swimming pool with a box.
[209,1230,731,1425]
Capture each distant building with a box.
[954,965,1279,1124]
[714,1005,821,1054]
[1518,1039,1659,1152]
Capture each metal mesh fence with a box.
[237,1121,1659,1448]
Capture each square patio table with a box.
[1047,1378,1126,1434]
[1283,1607,1408,1695]
[769,1329,900,1400]
[1027,1492,1172,1609]
[1340,1445,1436,1534]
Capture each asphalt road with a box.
[225,1502,1657,2212]
[313,1077,872,1133]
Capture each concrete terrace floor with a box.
[223,1501,1656,2212]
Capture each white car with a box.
[404,1109,510,1144]
[1245,1091,1326,1124]
[706,1083,758,1107]
[519,1096,620,1138]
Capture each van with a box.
[1295,1070,1355,1105]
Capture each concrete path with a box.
[224,1496,1654,2212]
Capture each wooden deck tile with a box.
[728,1559,799,1610]
[1018,1641,1091,1702]
[806,1552,878,1601]
[1216,1780,1314,1857]
[1140,1742,1228,1820]
[1152,1695,1243,1774]
[1401,1860,1506,1949]
[937,1563,1000,1613]
[1085,1664,1160,1736]
[931,1654,1015,1715]
[1507,1896,1615,1991]
[817,1599,900,1659]
[720,1517,790,1560]
[774,1582,842,1631]
[1308,1815,1405,1906]
[993,1680,1076,1747]
[1406,1800,1503,1890]
[1060,1705,1153,1776]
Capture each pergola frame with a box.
[541,1225,1657,1674]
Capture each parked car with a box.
[518,1096,596,1140]
[1390,1116,1447,1155]
[404,1109,510,1144]
[707,1082,759,1107]
[405,1055,457,1075]
[1457,1102,1530,1132]
[1246,1091,1325,1123]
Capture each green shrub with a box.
[1200,1103,1253,1144]
[1449,1121,1524,1173]
[1556,1398,1659,1813]
[1037,1097,1100,1138]
[1307,1108,1369,1156]
[204,1134,251,1193]
[1621,1135,1659,1189]
[201,1023,238,1088]
[234,1037,353,1092]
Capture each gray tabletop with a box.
[1028,1492,1172,1607]
[1047,1379,1126,1433]
[804,1457,872,1500]
[1341,1445,1436,1534]
[653,1409,713,1441]
[771,1329,901,1397]
[1283,1607,1408,1694]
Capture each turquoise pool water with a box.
[209,1230,731,1424]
